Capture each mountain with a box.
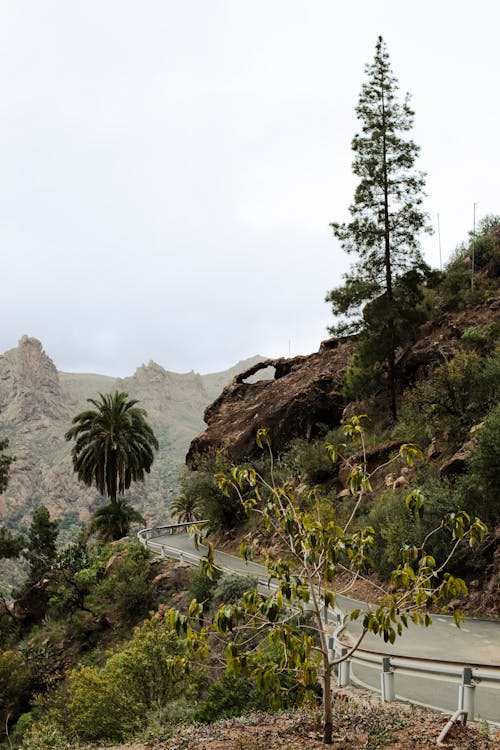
[0,336,264,537]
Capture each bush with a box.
[64,613,203,742]
[455,402,500,526]
[284,438,337,485]
[20,721,72,750]
[212,574,259,609]
[181,455,246,531]
[193,674,269,723]
[89,542,156,625]
[187,568,221,611]
[397,348,500,444]
[369,481,466,576]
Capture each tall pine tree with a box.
[326,36,431,419]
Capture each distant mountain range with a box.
[0,336,263,538]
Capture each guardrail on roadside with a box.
[140,522,500,725]
[137,520,209,545]
[329,614,500,723]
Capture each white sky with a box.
[0,1,498,376]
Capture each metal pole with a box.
[380,657,395,702]
[458,667,475,721]
[338,647,351,687]
[323,604,329,624]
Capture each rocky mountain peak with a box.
[0,336,67,425]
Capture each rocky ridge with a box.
[0,337,264,537]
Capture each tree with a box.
[25,505,59,584]
[87,497,146,542]
[169,494,203,524]
[0,436,14,495]
[65,391,159,503]
[326,36,431,419]
[0,527,25,560]
[173,420,486,745]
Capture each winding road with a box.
[143,529,500,723]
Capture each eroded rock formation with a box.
[187,338,355,466]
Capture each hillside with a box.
[0,336,264,537]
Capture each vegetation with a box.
[86,496,146,542]
[65,391,158,540]
[178,421,485,744]
[326,36,431,419]
[0,435,13,495]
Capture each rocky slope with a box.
[0,336,263,536]
[187,296,500,465]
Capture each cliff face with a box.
[0,338,263,535]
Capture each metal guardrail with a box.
[137,520,209,544]
[140,523,500,725]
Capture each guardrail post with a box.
[338,647,351,687]
[380,657,395,703]
[161,546,165,558]
[458,667,475,721]
[328,635,335,665]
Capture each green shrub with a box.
[181,456,246,531]
[67,663,142,742]
[193,674,269,723]
[20,720,72,750]
[397,348,500,444]
[284,438,337,485]
[187,568,221,611]
[369,481,464,575]
[212,574,259,609]
[455,402,500,526]
[89,542,156,625]
[64,613,203,742]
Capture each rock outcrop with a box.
[187,338,355,466]
[187,296,500,467]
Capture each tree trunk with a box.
[322,663,334,744]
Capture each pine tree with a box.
[326,36,431,419]
[25,505,59,584]
[0,436,13,494]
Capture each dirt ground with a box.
[97,695,499,750]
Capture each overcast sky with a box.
[0,1,498,376]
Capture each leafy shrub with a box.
[283,438,338,485]
[64,613,203,742]
[193,674,269,723]
[20,721,72,750]
[397,348,500,444]
[369,481,467,575]
[0,649,31,741]
[187,568,221,611]
[454,402,500,526]
[89,542,156,625]
[181,455,246,530]
[212,574,259,609]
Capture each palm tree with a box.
[169,494,203,524]
[65,391,159,503]
[87,497,146,542]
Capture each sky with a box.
[0,1,498,377]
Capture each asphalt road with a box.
[152,531,500,722]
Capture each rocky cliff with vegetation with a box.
[0,337,263,536]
